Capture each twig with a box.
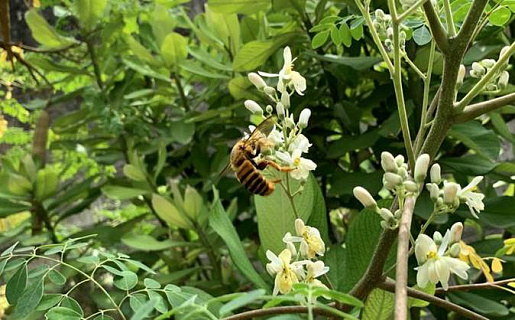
[422,2,449,53]
[172,72,189,111]
[435,278,515,294]
[86,38,104,90]
[378,279,489,320]
[394,196,417,320]
[455,92,515,122]
[221,305,337,320]
[397,0,429,21]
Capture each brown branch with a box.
[435,278,515,294]
[378,279,489,320]
[394,196,417,320]
[455,0,489,52]
[222,305,337,320]
[455,92,515,123]
[422,2,449,53]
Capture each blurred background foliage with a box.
[0,0,515,318]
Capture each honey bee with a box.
[226,118,292,196]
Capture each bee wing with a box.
[244,116,276,145]
[213,161,233,186]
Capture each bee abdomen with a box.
[236,160,272,196]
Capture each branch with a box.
[455,92,515,122]
[455,0,489,51]
[86,38,104,90]
[422,2,449,53]
[378,279,489,320]
[222,305,337,320]
[394,196,417,320]
[435,278,515,294]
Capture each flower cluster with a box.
[373,10,406,51]
[415,223,470,290]
[425,164,485,218]
[266,219,329,295]
[469,46,511,91]
[353,152,429,229]
[245,47,316,182]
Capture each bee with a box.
[225,117,292,196]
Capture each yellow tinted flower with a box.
[266,249,304,295]
[492,257,503,274]
[459,241,494,282]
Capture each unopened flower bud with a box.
[404,180,419,193]
[450,222,463,243]
[443,182,459,205]
[375,9,385,20]
[244,100,263,115]
[265,105,273,114]
[433,231,443,245]
[481,59,496,68]
[373,21,381,30]
[285,114,295,128]
[353,186,378,210]
[457,65,466,86]
[430,164,441,184]
[387,27,393,38]
[248,72,267,90]
[281,92,290,108]
[500,45,511,58]
[384,172,403,188]
[426,183,440,201]
[450,243,461,257]
[264,86,276,96]
[379,208,394,221]
[276,102,285,119]
[486,83,498,91]
[395,155,405,167]
[394,209,402,219]
[414,154,430,183]
[471,62,486,77]
[380,220,389,229]
[397,167,408,180]
[384,39,393,49]
[498,71,509,89]
[298,108,311,129]
[381,152,398,173]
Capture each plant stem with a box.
[86,38,103,91]
[422,2,449,52]
[435,277,515,294]
[455,91,515,122]
[394,196,417,320]
[403,54,426,80]
[397,0,429,21]
[442,0,457,36]
[172,72,189,111]
[221,305,340,320]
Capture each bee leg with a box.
[256,160,295,172]
[270,179,282,184]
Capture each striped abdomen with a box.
[231,144,274,196]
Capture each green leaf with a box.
[37,294,62,311]
[160,32,188,68]
[324,245,346,291]
[439,155,495,176]
[130,293,148,312]
[232,33,296,71]
[151,5,177,47]
[121,233,195,251]
[228,76,260,100]
[25,10,76,48]
[101,185,150,200]
[448,291,509,316]
[144,278,161,289]
[125,36,161,67]
[45,307,82,320]
[61,296,83,316]
[449,122,500,160]
[312,30,330,49]
[35,167,59,201]
[123,164,147,182]
[114,271,138,290]
[205,6,240,55]
[47,269,66,286]
[208,0,270,14]
[339,23,352,47]
[219,289,266,316]
[151,194,193,229]
[170,121,195,144]
[6,264,27,304]
[0,198,31,217]
[490,112,515,144]
[209,196,269,290]
[12,279,44,319]
[148,290,168,313]
[75,0,107,31]
[489,6,512,26]
[131,298,157,320]
[408,284,435,307]
[122,58,171,82]
[181,61,231,79]
[362,289,394,320]
[456,196,515,228]
[350,22,363,40]
[413,26,431,45]
[305,52,381,70]
[255,175,315,254]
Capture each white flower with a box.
[298,108,311,129]
[458,176,485,218]
[283,219,325,259]
[443,182,459,206]
[414,154,430,183]
[282,232,297,256]
[415,233,469,290]
[289,134,311,153]
[268,127,284,145]
[305,261,329,289]
[259,47,306,95]
[276,149,316,180]
[266,249,304,295]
